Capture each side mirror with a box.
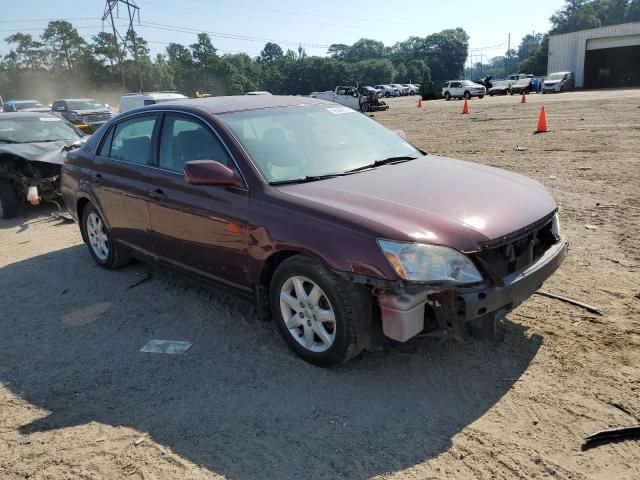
[352,92,359,97]
[184,160,245,188]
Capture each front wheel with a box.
[385,92,390,98]
[270,255,367,366]
[463,91,471,100]
[0,178,20,219]
[444,92,451,101]
[478,95,484,99]
[360,102,370,113]
[81,203,131,269]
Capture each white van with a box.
[118,92,188,113]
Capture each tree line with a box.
[0,20,469,102]
[470,0,640,79]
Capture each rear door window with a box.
[107,115,157,165]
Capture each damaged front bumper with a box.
[376,238,568,342]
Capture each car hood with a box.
[22,107,51,113]
[274,155,557,252]
[0,138,86,165]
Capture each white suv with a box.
[441,80,486,101]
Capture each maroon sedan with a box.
[61,96,567,365]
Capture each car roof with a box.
[142,95,333,115]
[122,92,187,100]
[56,98,97,102]
[0,112,57,119]
[7,99,41,103]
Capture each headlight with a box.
[377,240,483,284]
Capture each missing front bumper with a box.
[377,239,568,342]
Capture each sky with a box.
[0,0,564,61]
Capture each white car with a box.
[441,80,486,101]
[118,92,188,114]
[390,84,410,96]
[374,85,400,98]
[401,84,419,95]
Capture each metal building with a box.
[548,22,640,89]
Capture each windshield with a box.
[461,80,478,86]
[221,104,421,183]
[0,116,84,143]
[67,99,106,111]
[16,101,45,110]
[547,73,565,81]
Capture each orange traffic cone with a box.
[461,99,469,114]
[521,91,526,103]
[417,97,422,108]
[534,106,549,133]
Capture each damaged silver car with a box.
[0,112,86,219]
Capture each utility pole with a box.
[102,0,143,93]
[507,32,512,74]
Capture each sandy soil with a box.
[1,89,639,479]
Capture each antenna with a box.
[102,0,143,92]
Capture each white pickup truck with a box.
[310,86,388,112]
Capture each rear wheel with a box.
[478,95,485,99]
[81,203,131,269]
[0,178,20,220]
[270,255,367,366]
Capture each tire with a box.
[444,92,451,101]
[270,255,368,366]
[0,178,20,219]
[81,203,131,269]
[385,92,390,98]
[360,102,370,113]
[489,93,494,96]
[478,95,484,99]
[463,91,471,100]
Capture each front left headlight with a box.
[551,212,561,239]
[377,240,483,285]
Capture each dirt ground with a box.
[1,89,639,480]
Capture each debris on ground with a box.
[139,340,193,354]
[534,290,601,315]
[585,224,598,230]
[582,426,640,451]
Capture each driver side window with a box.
[158,114,230,173]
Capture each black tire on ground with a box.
[0,178,20,219]
[489,93,494,96]
[270,255,369,366]
[360,102,370,113]
[80,203,131,269]
[409,91,415,95]
[385,92,390,98]
[444,92,451,101]
[463,91,471,100]
[478,95,485,99]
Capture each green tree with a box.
[394,63,408,82]
[627,0,640,20]
[41,20,86,71]
[4,33,46,71]
[422,28,469,80]
[259,42,283,62]
[517,34,543,60]
[518,36,550,75]
[550,0,602,33]
[344,38,385,62]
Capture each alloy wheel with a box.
[86,212,109,261]
[279,276,336,352]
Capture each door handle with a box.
[149,188,166,199]
[92,173,102,183]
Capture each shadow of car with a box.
[1,245,542,479]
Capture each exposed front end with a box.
[376,213,567,342]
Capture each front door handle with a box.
[149,188,166,199]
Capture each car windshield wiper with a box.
[269,174,346,186]
[269,156,421,186]
[343,155,419,173]
[0,139,19,144]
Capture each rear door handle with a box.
[149,188,166,199]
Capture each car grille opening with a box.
[472,217,558,283]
